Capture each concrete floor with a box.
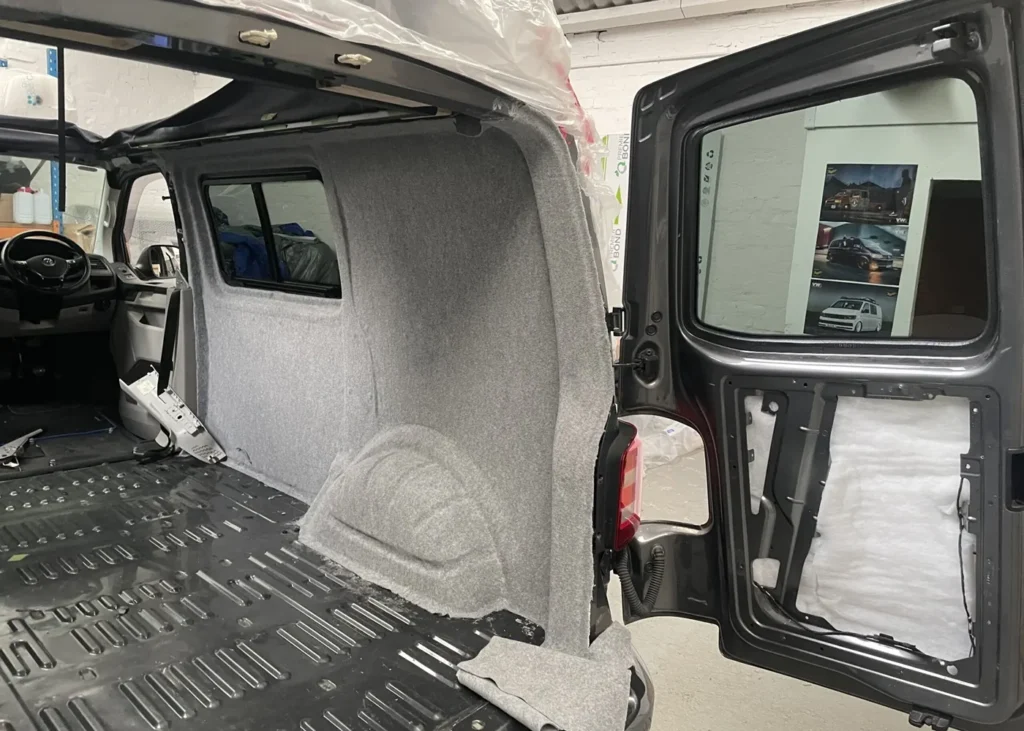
[615,448,909,731]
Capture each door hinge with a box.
[909,708,952,731]
[614,345,660,383]
[931,21,980,61]
[606,307,626,336]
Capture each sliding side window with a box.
[204,173,341,297]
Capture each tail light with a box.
[614,437,643,550]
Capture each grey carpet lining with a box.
[457,622,634,731]
[159,108,614,659]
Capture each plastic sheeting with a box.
[193,0,608,213]
[624,415,704,470]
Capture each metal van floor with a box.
[0,456,539,731]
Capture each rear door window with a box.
[204,173,340,297]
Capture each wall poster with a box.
[803,163,917,336]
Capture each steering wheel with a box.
[1,230,91,295]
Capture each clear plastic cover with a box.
[194,0,610,236]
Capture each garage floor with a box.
[613,449,909,731]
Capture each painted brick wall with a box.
[0,40,198,258]
[0,39,199,135]
[701,110,808,333]
[567,0,897,333]
[568,0,897,135]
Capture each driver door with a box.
[619,1,1024,728]
[109,171,190,438]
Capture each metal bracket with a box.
[606,307,626,336]
[119,369,226,464]
[931,21,980,62]
[909,707,952,730]
[0,428,42,468]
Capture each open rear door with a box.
[618,1,1024,728]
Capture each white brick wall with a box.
[195,74,230,104]
[701,110,808,333]
[0,40,198,250]
[0,39,199,135]
[567,0,897,135]
[566,0,901,333]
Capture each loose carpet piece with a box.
[457,623,634,731]
[796,395,975,660]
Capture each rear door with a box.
[618,1,1024,728]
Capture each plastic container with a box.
[0,68,76,122]
[13,187,34,224]
[32,190,51,225]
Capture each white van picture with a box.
[817,297,884,332]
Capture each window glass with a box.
[0,157,106,254]
[206,176,340,293]
[207,184,268,281]
[123,173,177,267]
[262,180,336,252]
[696,77,985,340]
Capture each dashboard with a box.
[0,235,170,338]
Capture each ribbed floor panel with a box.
[0,457,540,731]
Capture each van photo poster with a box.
[804,163,917,336]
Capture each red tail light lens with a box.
[614,437,643,550]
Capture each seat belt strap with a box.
[157,288,181,394]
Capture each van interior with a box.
[0,51,624,731]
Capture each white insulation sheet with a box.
[795,395,975,661]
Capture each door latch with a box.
[614,345,660,383]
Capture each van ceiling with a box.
[107,81,434,150]
[0,81,434,161]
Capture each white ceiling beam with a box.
[559,0,833,34]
